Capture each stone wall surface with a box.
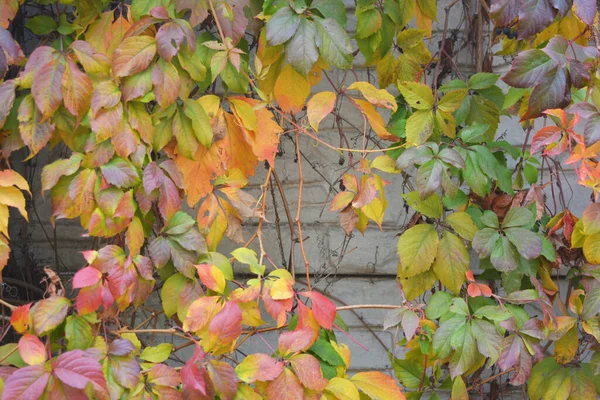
[4,1,589,394]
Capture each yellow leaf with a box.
[347,82,397,112]
[438,89,467,113]
[451,376,468,400]
[270,277,294,300]
[0,170,30,193]
[370,155,400,173]
[326,377,359,400]
[307,91,336,132]
[398,82,434,110]
[377,52,399,89]
[397,223,439,278]
[406,109,434,146]
[0,204,8,236]
[415,4,433,37]
[274,64,310,114]
[554,325,578,364]
[435,110,457,138]
[583,233,600,263]
[353,99,397,141]
[350,371,405,400]
[0,186,28,221]
[229,97,258,131]
[400,269,436,300]
[446,212,478,241]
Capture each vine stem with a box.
[294,132,311,291]
[466,367,516,391]
[336,304,402,311]
[0,298,16,311]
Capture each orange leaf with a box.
[289,354,328,391]
[10,303,32,334]
[352,99,398,141]
[278,326,314,357]
[175,140,228,207]
[307,92,336,132]
[266,368,303,400]
[274,64,310,114]
[112,35,156,77]
[61,59,93,122]
[223,112,258,177]
[183,296,222,333]
[195,263,226,293]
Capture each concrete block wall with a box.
[6,0,591,387]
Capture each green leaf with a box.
[26,15,58,35]
[140,343,173,363]
[285,18,319,75]
[309,339,346,367]
[446,212,478,241]
[481,210,499,228]
[468,73,499,90]
[402,191,442,219]
[503,49,557,88]
[231,248,265,275]
[315,18,352,70]
[433,315,466,359]
[65,316,93,351]
[471,319,502,364]
[391,358,423,389]
[459,123,489,143]
[505,227,542,260]
[161,273,187,318]
[310,0,347,26]
[491,236,519,272]
[472,228,500,259]
[416,159,443,199]
[265,6,301,46]
[449,322,480,378]
[355,6,382,39]
[397,223,439,278]
[463,152,489,196]
[426,291,453,320]
[582,287,600,320]
[164,211,196,235]
[433,232,469,294]
[502,207,534,228]
[184,99,213,148]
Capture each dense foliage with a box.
[0,0,599,398]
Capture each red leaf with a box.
[10,303,32,334]
[467,282,492,298]
[289,353,328,391]
[152,59,180,109]
[53,350,108,397]
[76,283,103,314]
[18,334,47,366]
[266,367,303,400]
[181,347,208,396]
[530,126,562,154]
[112,36,156,78]
[207,359,238,400]
[299,291,336,330]
[2,365,50,400]
[72,266,102,288]
[156,22,185,62]
[262,288,293,328]
[207,300,242,350]
[278,326,314,357]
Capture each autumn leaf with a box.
[274,64,310,114]
[307,91,336,132]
